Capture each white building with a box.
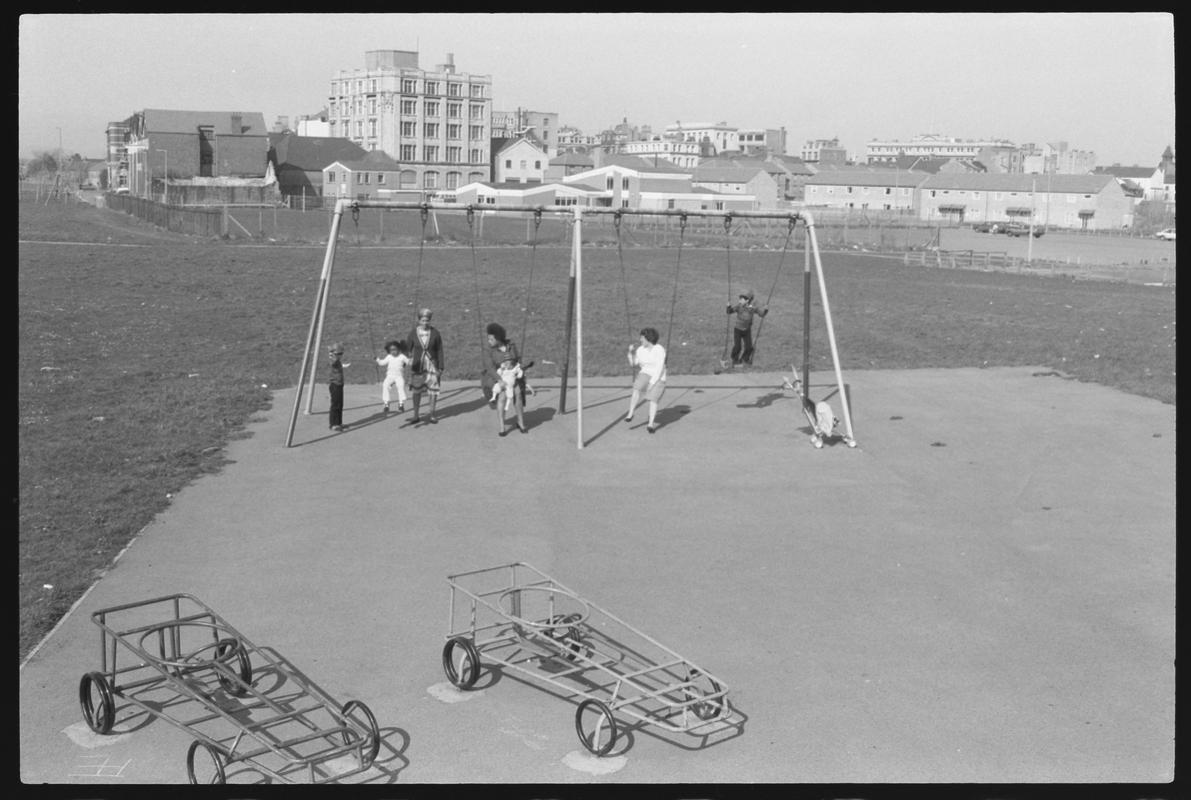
[619,139,701,169]
[493,138,550,184]
[663,121,739,156]
[328,50,492,191]
[866,133,1016,164]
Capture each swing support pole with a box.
[559,208,579,419]
[803,213,856,446]
[285,198,347,446]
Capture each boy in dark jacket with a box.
[726,289,768,366]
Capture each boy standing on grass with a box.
[327,342,349,432]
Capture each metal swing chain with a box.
[350,203,381,382]
[412,204,428,312]
[467,206,485,369]
[720,213,735,363]
[751,215,798,356]
[519,208,542,359]
[614,210,635,342]
[663,213,688,361]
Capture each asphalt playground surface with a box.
[19,367,1175,786]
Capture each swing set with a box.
[285,200,856,451]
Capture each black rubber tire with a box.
[341,699,381,768]
[186,740,227,784]
[213,638,252,697]
[441,636,480,689]
[574,698,618,756]
[78,671,116,734]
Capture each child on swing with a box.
[376,339,411,413]
[491,355,523,411]
[726,288,768,366]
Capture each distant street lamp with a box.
[156,149,168,204]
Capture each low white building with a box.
[493,138,550,184]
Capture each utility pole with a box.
[1027,176,1036,263]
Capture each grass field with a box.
[18,200,1176,661]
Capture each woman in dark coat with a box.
[480,322,528,436]
[405,308,444,423]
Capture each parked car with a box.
[1155,228,1176,241]
[1003,222,1044,238]
[973,221,996,233]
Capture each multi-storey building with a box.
[618,139,701,169]
[663,121,739,156]
[866,133,1016,164]
[737,127,787,157]
[492,108,559,157]
[556,125,600,154]
[105,120,131,192]
[328,50,492,192]
[801,138,842,163]
[1017,141,1097,175]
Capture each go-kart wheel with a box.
[341,699,381,768]
[575,698,618,756]
[441,636,480,689]
[684,671,726,721]
[79,671,116,734]
[186,740,227,784]
[213,638,252,696]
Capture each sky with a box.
[19,12,1175,167]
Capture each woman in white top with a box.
[625,326,667,434]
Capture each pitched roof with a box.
[1092,165,1160,179]
[331,150,402,171]
[495,136,548,157]
[692,166,768,183]
[270,133,368,170]
[600,154,688,173]
[141,109,268,136]
[919,173,1116,193]
[550,152,593,167]
[807,169,931,187]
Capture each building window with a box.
[470,105,484,120]
[400,169,417,188]
[470,84,484,98]
[469,148,483,163]
[327,171,335,182]
[425,146,439,162]
[369,98,376,114]
[447,147,461,163]
[469,125,483,140]
[401,100,416,115]
[424,171,438,188]
[520,160,527,169]
[369,120,377,137]
[359,172,369,184]
[426,101,439,117]
[424,123,439,138]
[402,121,415,137]
[448,103,461,119]
[401,145,416,160]
[534,160,541,169]
[377,173,385,184]
[505,159,512,169]
[355,121,363,137]
[606,176,614,190]
[448,83,462,97]
[447,124,461,139]
[402,79,416,93]
[446,171,461,189]
[425,81,438,96]
[622,177,629,190]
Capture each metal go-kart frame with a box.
[442,562,736,756]
[78,593,381,784]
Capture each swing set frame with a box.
[284,199,855,451]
